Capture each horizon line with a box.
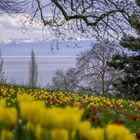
[2,55,77,58]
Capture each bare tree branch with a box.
[76,40,123,94]
[26,0,140,39]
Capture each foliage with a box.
[108,48,140,99]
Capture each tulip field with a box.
[0,84,140,140]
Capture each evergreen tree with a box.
[0,50,6,84]
[28,50,38,88]
[108,2,140,100]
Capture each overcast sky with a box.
[0,14,48,42]
[0,13,135,44]
[0,14,89,43]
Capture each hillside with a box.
[0,84,140,140]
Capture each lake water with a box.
[3,56,76,87]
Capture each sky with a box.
[0,13,93,43]
[0,14,47,42]
[0,0,137,44]
[0,13,94,56]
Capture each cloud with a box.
[0,13,114,42]
[0,14,47,41]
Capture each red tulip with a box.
[115,119,123,125]
[92,117,96,122]
[132,116,138,121]
[85,114,90,119]
[97,120,101,125]
[136,131,140,139]
[94,112,97,116]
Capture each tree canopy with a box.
[108,0,140,99]
[1,0,140,39]
[26,0,140,39]
[51,40,122,94]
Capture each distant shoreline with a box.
[3,55,77,58]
